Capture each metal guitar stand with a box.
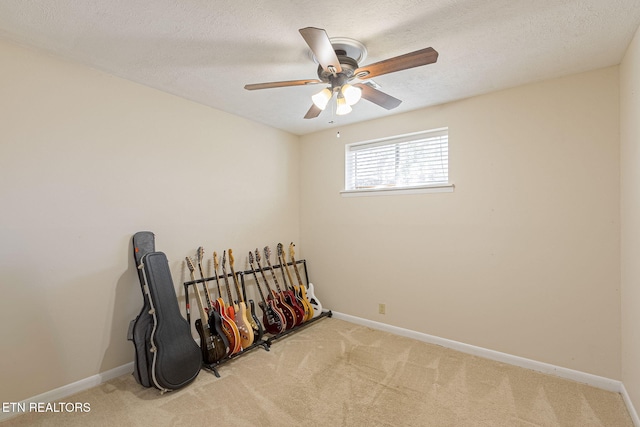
[183,258,330,378]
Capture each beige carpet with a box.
[2,317,633,426]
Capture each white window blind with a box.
[345,128,449,191]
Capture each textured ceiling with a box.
[1,1,639,135]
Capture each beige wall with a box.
[0,30,630,405]
[0,39,300,402]
[621,24,640,413]
[299,67,621,379]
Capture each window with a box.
[343,128,452,196]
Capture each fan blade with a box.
[244,79,322,90]
[304,104,322,119]
[355,47,438,79]
[299,27,342,74]
[354,84,402,110]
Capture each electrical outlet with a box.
[379,303,386,315]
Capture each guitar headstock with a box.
[255,248,261,264]
[185,256,196,273]
[248,250,254,265]
[213,251,219,271]
[289,242,296,259]
[228,248,235,267]
[264,246,271,261]
[277,243,284,260]
[222,250,227,266]
[197,246,204,265]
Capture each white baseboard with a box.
[0,362,134,423]
[621,383,640,426]
[332,311,640,425]
[331,312,624,392]
[4,315,639,426]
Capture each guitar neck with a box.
[290,252,305,288]
[266,260,284,293]
[278,259,291,291]
[228,249,245,304]
[221,252,235,304]
[276,243,293,291]
[196,256,214,309]
[186,258,209,323]
[256,259,276,295]
[248,259,269,305]
[263,248,284,293]
[212,252,224,299]
[283,261,296,289]
[278,250,296,291]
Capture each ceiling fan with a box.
[244,27,439,119]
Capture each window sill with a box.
[340,183,455,197]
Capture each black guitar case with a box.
[127,232,201,392]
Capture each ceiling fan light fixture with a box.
[311,88,332,110]
[341,84,362,106]
[336,93,352,115]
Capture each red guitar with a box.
[264,246,303,326]
[248,250,285,335]
[276,243,307,324]
[279,243,312,322]
[255,248,296,330]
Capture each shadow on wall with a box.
[99,235,143,377]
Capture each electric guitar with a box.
[277,243,308,324]
[185,256,227,363]
[279,243,313,322]
[222,250,253,349]
[196,247,230,357]
[255,248,296,330]
[229,249,263,342]
[289,242,322,318]
[248,250,285,335]
[264,246,303,326]
[213,251,242,355]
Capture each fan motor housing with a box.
[317,53,359,86]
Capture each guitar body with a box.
[284,290,305,326]
[306,282,323,318]
[288,243,321,320]
[216,298,242,355]
[248,299,264,342]
[296,285,314,322]
[234,301,254,348]
[207,310,230,356]
[195,318,227,364]
[259,299,285,335]
[270,291,296,330]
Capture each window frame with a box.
[341,128,454,197]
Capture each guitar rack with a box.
[183,259,331,377]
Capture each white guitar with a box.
[289,242,322,318]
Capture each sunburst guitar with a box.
[229,249,263,342]
[222,250,253,349]
[213,251,242,355]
